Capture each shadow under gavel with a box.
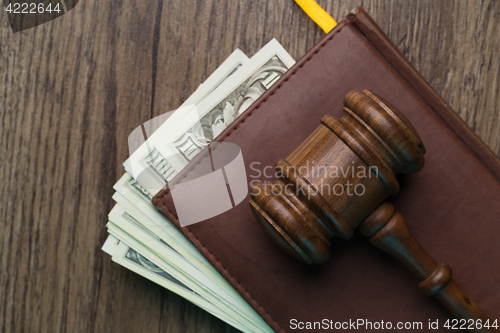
[249,90,495,333]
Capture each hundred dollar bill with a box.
[112,174,259,302]
[111,189,231,287]
[106,208,271,333]
[104,235,194,296]
[103,186,267,330]
[180,50,250,108]
[156,39,294,167]
[103,235,252,330]
[103,41,295,333]
[106,239,249,332]
[123,49,249,189]
[106,205,270,333]
[101,48,265,332]
[105,222,256,331]
[107,171,272,331]
[112,173,207,264]
[108,239,262,333]
[132,39,295,194]
[103,232,268,332]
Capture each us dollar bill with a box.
[106,208,271,333]
[121,243,193,292]
[104,219,272,332]
[108,173,273,332]
[106,238,252,332]
[106,205,269,330]
[103,40,295,333]
[112,173,207,263]
[133,39,295,194]
[123,49,249,192]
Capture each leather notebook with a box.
[153,7,500,332]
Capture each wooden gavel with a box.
[249,90,495,333]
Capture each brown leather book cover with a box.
[153,8,500,333]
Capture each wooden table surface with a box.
[1,1,499,332]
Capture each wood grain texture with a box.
[0,1,498,332]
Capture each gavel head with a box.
[249,90,426,264]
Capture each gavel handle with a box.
[359,202,496,333]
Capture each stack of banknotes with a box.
[102,39,296,333]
